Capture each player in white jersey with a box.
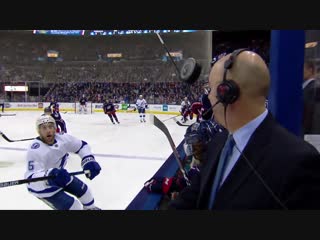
[135,95,148,123]
[25,115,102,210]
[180,97,191,122]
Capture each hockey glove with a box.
[81,155,101,180]
[170,176,189,192]
[46,168,71,188]
[175,167,200,182]
[144,177,174,195]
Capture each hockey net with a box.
[74,102,94,114]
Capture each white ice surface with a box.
[0,111,189,210]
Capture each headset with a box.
[200,48,246,119]
[215,48,246,106]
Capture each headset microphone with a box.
[201,99,220,120]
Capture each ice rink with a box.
[0,111,188,210]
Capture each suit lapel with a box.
[213,113,274,207]
[197,130,228,206]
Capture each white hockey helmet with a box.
[36,115,56,133]
[139,95,143,99]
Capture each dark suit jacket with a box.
[168,112,320,209]
[303,79,320,134]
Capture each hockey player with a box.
[103,98,120,124]
[201,91,213,121]
[190,101,203,123]
[48,97,59,112]
[136,95,148,123]
[79,94,88,114]
[180,97,191,123]
[182,120,224,167]
[144,119,224,201]
[25,115,102,210]
[198,79,214,121]
[44,107,67,133]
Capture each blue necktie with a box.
[208,134,235,209]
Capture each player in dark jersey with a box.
[79,94,88,114]
[44,107,67,133]
[103,99,120,125]
[190,101,203,123]
[200,80,214,121]
[48,97,59,113]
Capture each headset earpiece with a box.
[216,48,247,106]
[216,80,240,105]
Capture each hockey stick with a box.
[126,108,136,112]
[150,114,190,185]
[0,131,35,142]
[174,108,202,127]
[125,104,136,112]
[173,117,192,127]
[162,114,181,122]
[0,170,90,188]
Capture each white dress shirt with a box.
[219,109,269,187]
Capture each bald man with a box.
[168,50,320,210]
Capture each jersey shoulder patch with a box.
[31,142,40,149]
